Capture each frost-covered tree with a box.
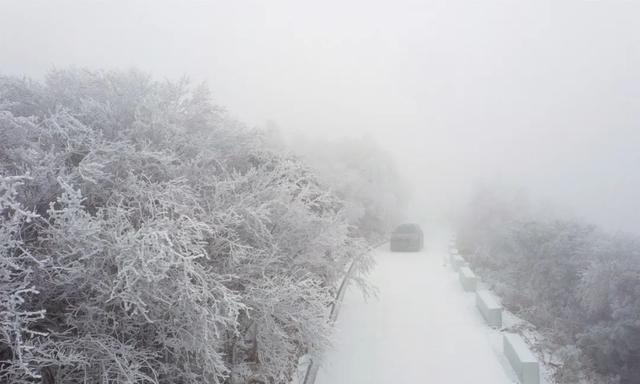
[457,186,640,384]
[0,69,370,384]
[0,175,61,383]
[287,134,407,242]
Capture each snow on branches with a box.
[0,70,369,384]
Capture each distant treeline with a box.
[458,187,640,384]
[0,70,404,383]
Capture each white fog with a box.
[3,0,639,232]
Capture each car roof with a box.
[394,223,421,232]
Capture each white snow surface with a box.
[315,229,519,384]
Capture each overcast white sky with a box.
[2,0,639,232]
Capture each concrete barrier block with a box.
[503,333,540,384]
[449,248,460,264]
[459,266,477,292]
[451,254,466,271]
[475,290,502,328]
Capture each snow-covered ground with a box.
[315,229,519,384]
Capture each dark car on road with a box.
[390,223,424,252]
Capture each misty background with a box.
[2,0,639,233]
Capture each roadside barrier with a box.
[301,241,385,384]
[503,333,540,384]
[451,236,541,384]
[475,290,502,328]
[451,254,467,271]
[458,266,478,292]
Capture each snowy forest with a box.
[0,69,405,384]
[2,1,639,382]
[457,187,640,384]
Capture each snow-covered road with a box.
[315,230,517,384]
